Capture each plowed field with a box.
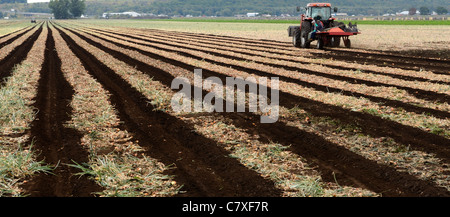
[1,21,449,197]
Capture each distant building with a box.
[246,13,259,17]
[396,10,420,16]
[396,11,409,16]
[102,11,141,18]
[334,13,348,16]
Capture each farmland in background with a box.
[0,19,449,197]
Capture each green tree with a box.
[435,6,448,15]
[419,6,430,15]
[49,0,86,19]
[70,0,86,18]
[49,0,71,19]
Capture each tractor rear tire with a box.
[316,37,324,49]
[300,21,311,48]
[293,29,301,48]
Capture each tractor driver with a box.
[310,15,324,40]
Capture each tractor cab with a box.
[306,3,333,20]
[300,3,337,28]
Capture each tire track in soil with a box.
[55,25,281,197]
[81,27,450,105]
[22,26,103,197]
[61,25,450,196]
[87,26,449,86]
[0,24,43,85]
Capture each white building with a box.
[103,11,142,18]
[246,13,259,17]
[396,10,420,16]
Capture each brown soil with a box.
[55,24,281,197]
[82,27,450,104]
[0,24,42,85]
[2,21,446,197]
[22,26,103,197]
[311,48,450,75]
[69,25,450,163]
[57,24,450,196]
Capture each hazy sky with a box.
[27,0,50,3]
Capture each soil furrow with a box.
[324,48,450,67]
[0,24,43,86]
[55,24,281,197]
[73,27,450,118]
[141,30,450,85]
[66,25,450,159]
[61,25,450,196]
[142,28,450,65]
[73,24,449,79]
[0,25,36,49]
[81,27,450,105]
[23,26,102,197]
[86,26,447,85]
[312,50,450,75]
[146,28,450,73]
[223,112,450,197]
[143,28,292,48]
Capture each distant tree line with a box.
[414,6,448,15]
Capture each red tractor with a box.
[288,3,360,49]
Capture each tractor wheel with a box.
[316,37,324,49]
[293,29,301,48]
[300,21,311,48]
[344,39,351,48]
[330,36,341,47]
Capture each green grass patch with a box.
[68,154,181,197]
[0,143,52,197]
[0,21,33,36]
